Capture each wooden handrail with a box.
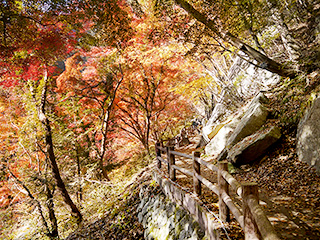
[246,195,280,240]
[221,190,244,228]
[157,156,168,164]
[194,156,219,172]
[194,172,219,195]
[158,146,166,152]
[171,150,193,159]
[220,169,242,196]
[167,146,176,181]
[218,161,230,222]
[155,144,279,240]
[193,152,202,196]
[172,165,194,177]
[157,145,239,193]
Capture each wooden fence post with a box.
[156,142,161,169]
[193,151,201,196]
[167,146,176,181]
[218,161,230,222]
[242,182,261,240]
[166,146,170,175]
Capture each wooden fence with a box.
[155,143,280,240]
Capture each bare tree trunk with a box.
[174,0,298,78]
[98,110,111,180]
[43,119,82,222]
[75,147,83,204]
[145,114,151,154]
[98,73,123,180]
[30,70,82,222]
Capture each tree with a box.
[0,77,63,238]
[7,166,58,239]
[0,0,193,237]
[114,26,200,151]
[170,0,298,78]
[0,0,139,227]
[117,63,170,151]
[56,49,125,180]
[0,0,133,55]
[31,70,82,221]
[0,0,85,225]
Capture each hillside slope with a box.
[65,167,154,240]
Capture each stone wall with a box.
[150,170,222,240]
[137,184,206,240]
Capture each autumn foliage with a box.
[0,0,201,238]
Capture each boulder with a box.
[227,126,281,166]
[226,93,269,148]
[250,91,269,106]
[202,123,226,141]
[205,118,239,158]
[201,104,226,144]
[297,97,320,174]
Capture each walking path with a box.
[157,135,320,240]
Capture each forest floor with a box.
[233,133,320,240]
[65,166,155,240]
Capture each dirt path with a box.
[158,135,320,240]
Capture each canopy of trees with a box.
[0,0,319,238]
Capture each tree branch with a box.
[173,0,297,78]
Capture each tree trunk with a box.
[266,0,301,63]
[42,102,82,222]
[174,0,297,78]
[98,110,111,181]
[45,182,58,238]
[30,71,82,222]
[98,73,123,180]
[145,114,151,154]
[76,147,83,204]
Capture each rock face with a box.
[297,97,320,174]
[137,185,205,240]
[228,126,281,166]
[152,171,221,240]
[205,119,239,158]
[201,104,226,145]
[203,123,226,142]
[212,92,269,161]
[226,93,269,148]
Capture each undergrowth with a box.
[2,150,154,239]
[269,72,320,134]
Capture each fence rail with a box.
[155,142,279,240]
